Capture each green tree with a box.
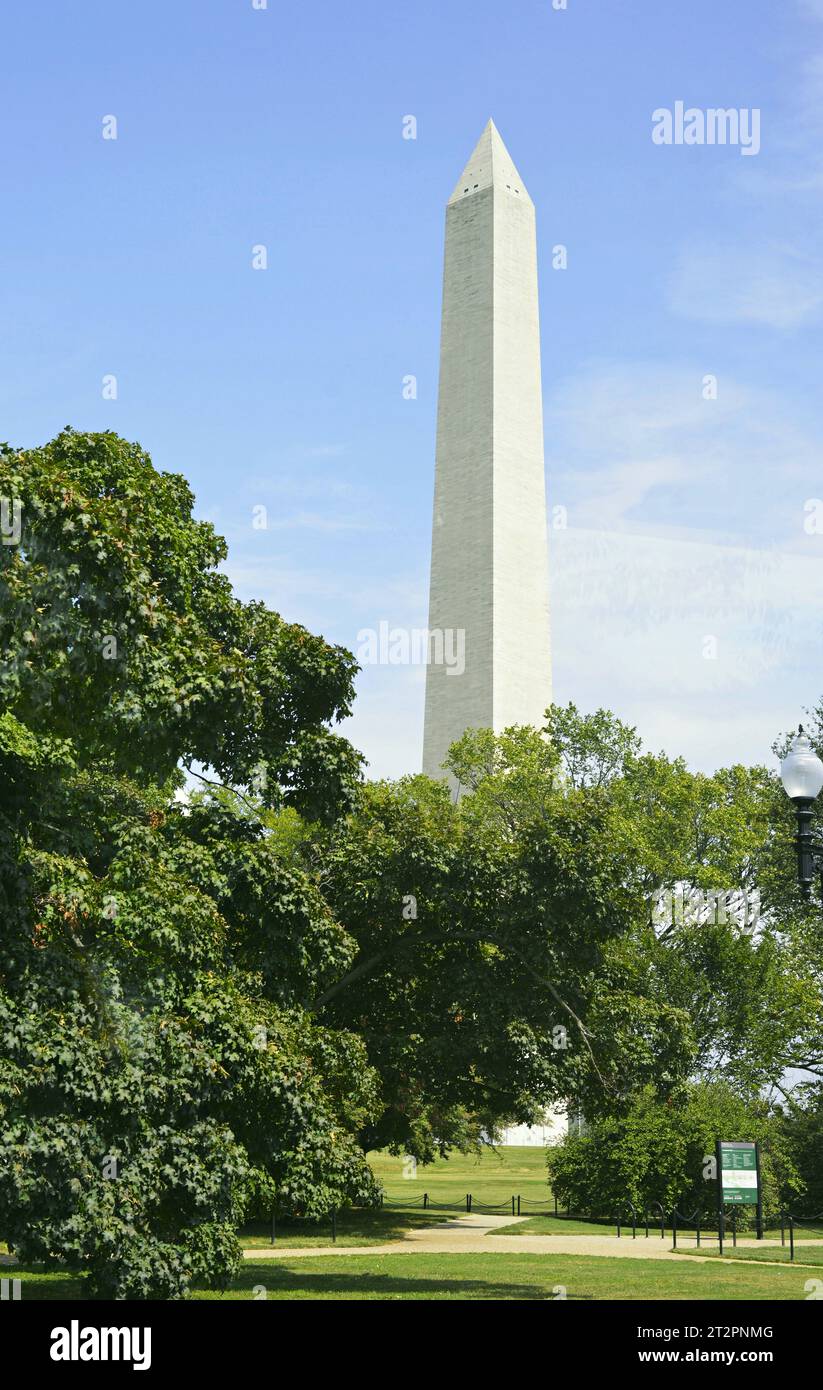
[543,707,820,1097]
[777,1086,823,1215]
[547,1082,797,1225]
[0,428,361,815]
[316,705,822,1157]
[0,431,378,1298]
[316,737,695,1156]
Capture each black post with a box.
[632,1209,636,1240]
[617,1212,621,1239]
[332,1210,337,1243]
[672,1210,678,1250]
[719,1210,724,1257]
[714,1136,727,1253]
[793,797,817,900]
[755,1141,764,1240]
[696,1215,701,1248]
[512,1195,515,1217]
[466,1192,471,1213]
[271,1211,276,1244]
[790,1216,795,1262]
[644,1211,649,1239]
[517,1195,521,1216]
[780,1210,785,1246]
[423,1192,428,1210]
[732,1210,737,1248]
[554,1193,558,1216]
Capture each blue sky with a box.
[3,0,823,778]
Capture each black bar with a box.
[794,797,816,898]
[755,1141,764,1240]
[715,1138,723,1239]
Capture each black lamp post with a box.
[780,726,823,901]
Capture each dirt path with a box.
[244,1214,823,1264]
[244,1213,700,1261]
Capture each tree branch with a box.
[311,924,609,1090]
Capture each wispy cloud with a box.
[551,524,823,773]
[667,244,823,329]
[545,362,819,546]
[265,510,379,533]
[796,50,823,134]
[544,355,823,774]
[222,558,426,625]
[665,11,823,325]
[798,0,823,21]
[244,474,356,501]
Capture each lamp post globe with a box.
[780,726,823,801]
[780,726,823,900]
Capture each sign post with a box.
[716,1140,763,1241]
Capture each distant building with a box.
[499,1105,568,1147]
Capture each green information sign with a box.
[718,1141,760,1206]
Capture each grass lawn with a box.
[239,1207,450,1249]
[679,1244,823,1267]
[237,1145,555,1249]
[369,1144,553,1207]
[11,1252,814,1300]
[495,1214,628,1236]
[240,1209,610,1249]
[496,1215,823,1240]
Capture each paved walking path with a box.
[246,1213,693,1261]
[244,1214,823,1264]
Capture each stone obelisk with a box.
[422,120,552,781]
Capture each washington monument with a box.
[422,120,552,781]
